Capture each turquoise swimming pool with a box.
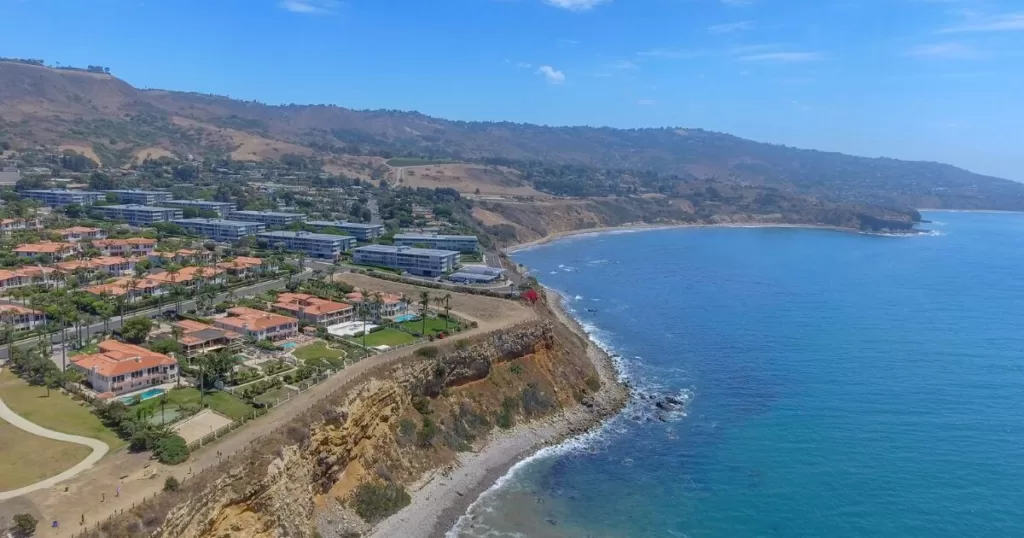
[282,342,298,349]
[121,387,165,403]
[394,314,419,323]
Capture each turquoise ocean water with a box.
[450,212,1024,538]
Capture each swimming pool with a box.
[282,342,298,349]
[121,387,166,403]
[394,314,419,323]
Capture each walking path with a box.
[0,395,109,500]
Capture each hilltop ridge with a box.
[2,60,1023,210]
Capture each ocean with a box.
[450,212,1024,538]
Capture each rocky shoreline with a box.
[368,292,631,538]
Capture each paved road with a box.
[0,393,109,500]
[0,270,313,361]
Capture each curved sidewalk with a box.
[0,395,109,500]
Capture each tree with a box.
[418,291,432,336]
[12,513,37,536]
[434,293,452,332]
[154,434,189,464]
[63,203,84,219]
[120,316,153,344]
[88,171,115,191]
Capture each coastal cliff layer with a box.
[86,314,620,538]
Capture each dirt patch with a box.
[395,164,543,196]
[58,144,102,164]
[170,116,312,161]
[471,207,537,240]
[134,146,175,161]
[172,410,233,445]
[335,273,533,326]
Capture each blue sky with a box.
[1,0,1022,180]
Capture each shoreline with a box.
[504,221,897,254]
[368,292,630,538]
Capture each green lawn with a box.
[253,386,298,406]
[133,387,255,422]
[294,341,348,370]
[348,328,417,348]
[0,369,125,451]
[399,317,459,336]
[0,417,93,491]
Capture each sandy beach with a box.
[369,292,629,538]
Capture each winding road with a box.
[0,393,109,500]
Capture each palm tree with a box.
[1,310,15,359]
[359,302,370,356]
[418,291,431,336]
[369,293,383,323]
[115,294,127,325]
[434,293,452,331]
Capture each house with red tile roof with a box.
[92,238,157,257]
[213,307,298,341]
[274,292,354,325]
[84,276,167,303]
[0,304,45,330]
[0,218,42,235]
[54,256,137,277]
[344,291,409,319]
[13,241,79,261]
[216,256,270,278]
[55,226,106,242]
[148,265,225,288]
[70,340,177,396]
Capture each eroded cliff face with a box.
[153,320,599,538]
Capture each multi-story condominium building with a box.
[273,293,354,325]
[394,233,480,253]
[344,291,408,319]
[213,307,298,341]
[92,204,183,226]
[71,340,178,396]
[172,218,265,242]
[174,319,242,358]
[352,245,460,277]
[0,305,46,330]
[257,230,355,259]
[21,189,105,207]
[102,189,173,205]
[55,226,106,242]
[228,210,306,228]
[93,238,157,257]
[160,200,236,218]
[305,220,385,242]
[0,218,43,235]
[13,241,79,261]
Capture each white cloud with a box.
[545,0,610,11]
[537,65,567,84]
[279,0,340,15]
[941,12,1024,32]
[610,59,640,69]
[709,21,754,34]
[737,51,825,63]
[637,99,656,106]
[720,0,754,6]
[516,62,534,69]
[907,41,981,58]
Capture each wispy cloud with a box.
[609,59,640,70]
[637,99,656,106]
[720,0,754,6]
[516,61,534,69]
[537,65,567,84]
[737,51,826,63]
[545,0,610,11]
[907,41,982,59]
[558,38,581,47]
[279,0,341,15]
[709,21,755,34]
[941,12,1024,32]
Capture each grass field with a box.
[0,369,124,451]
[133,388,255,422]
[293,341,348,369]
[386,157,456,167]
[399,317,459,336]
[0,417,92,491]
[253,386,298,406]
[348,328,417,348]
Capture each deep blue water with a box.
[451,212,1024,538]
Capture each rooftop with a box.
[164,200,235,206]
[258,230,350,241]
[13,241,77,254]
[71,340,176,378]
[394,233,478,241]
[306,220,384,229]
[217,307,297,331]
[173,218,263,226]
[22,189,104,195]
[231,210,306,218]
[93,238,157,247]
[353,244,459,257]
[274,292,352,315]
[97,204,179,212]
